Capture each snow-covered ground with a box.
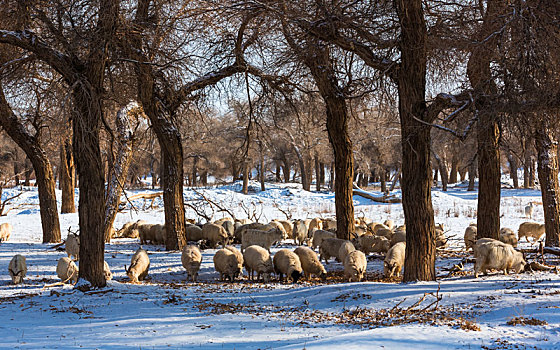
[0,181,559,349]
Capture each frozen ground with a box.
[0,181,559,349]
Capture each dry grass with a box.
[506,316,548,326]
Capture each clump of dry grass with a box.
[506,316,548,326]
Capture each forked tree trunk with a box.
[535,123,560,247]
[60,137,76,213]
[0,86,61,244]
[396,0,436,282]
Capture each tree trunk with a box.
[103,104,137,243]
[459,167,467,182]
[24,161,32,186]
[275,162,281,182]
[535,123,560,247]
[297,153,310,191]
[242,160,249,194]
[449,155,458,184]
[191,156,198,187]
[468,154,477,191]
[467,0,506,240]
[282,161,290,183]
[433,167,439,185]
[201,170,208,187]
[72,87,107,287]
[0,85,61,244]
[329,162,335,191]
[315,153,320,191]
[529,158,536,187]
[380,169,387,193]
[507,152,519,189]
[320,162,325,186]
[396,0,436,282]
[260,152,265,192]
[60,137,77,213]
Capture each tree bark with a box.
[315,153,320,191]
[0,84,61,244]
[396,0,436,282]
[507,152,519,189]
[60,137,76,213]
[449,155,458,184]
[468,154,477,191]
[467,0,507,240]
[103,103,138,242]
[242,160,250,194]
[260,152,265,192]
[535,122,560,247]
[275,162,281,182]
[192,155,198,187]
[380,168,387,193]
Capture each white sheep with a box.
[383,219,395,231]
[322,218,337,231]
[357,235,390,255]
[57,257,79,284]
[390,229,406,247]
[319,238,350,264]
[277,220,293,239]
[181,245,202,282]
[241,227,283,253]
[291,219,308,245]
[310,229,336,249]
[117,221,140,238]
[269,220,289,240]
[464,223,477,251]
[150,224,166,245]
[186,224,204,242]
[308,218,323,237]
[138,223,156,244]
[273,249,303,283]
[243,245,274,282]
[126,248,150,283]
[344,250,367,282]
[384,241,405,278]
[0,223,12,242]
[473,238,526,278]
[220,220,235,239]
[66,233,80,261]
[104,260,113,281]
[202,222,229,248]
[8,254,27,284]
[234,222,273,244]
[499,227,518,247]
[338,241,356,264]
[213,248,242,282]
[525,202,534,219]
[225,245,244,274]
[294,246,327,280]
[518,222,546,242]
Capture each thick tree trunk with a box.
[72,87,107,287]
[535,124,560,247]
[282,161,290,183]
[459,167,467,182]
[0,86,61,244]
[60,138,76,213]
[319,162,325,186]
[433,167,439,185]
[396,0,436,282]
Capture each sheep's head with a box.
[512,252,527,273]
[319,271,327,281]
[383,262,394,278]
[290,269,302,284]
[261,272,272,283]
[10,269,24,284]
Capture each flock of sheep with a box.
[2,214,549,286]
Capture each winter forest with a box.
[1,0,560,349]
